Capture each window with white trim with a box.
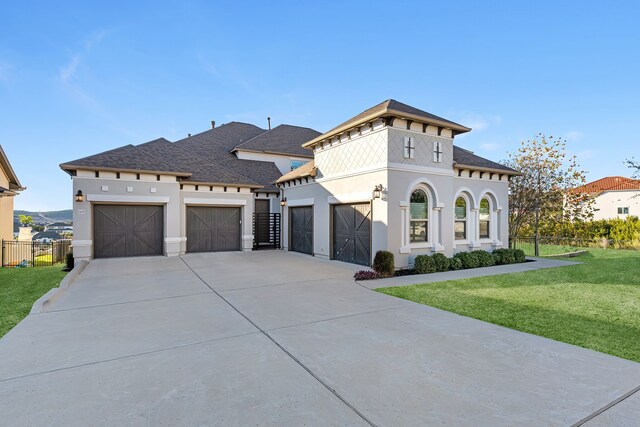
[618,206,629,215]
[479,198,490,239]
[410,189,428,242]
[404,137,415,159]
[455,197,467,240]
[433,141,443,163]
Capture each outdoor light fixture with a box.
[372,184,384,200]
[280,197,287,207]
[75,190,84,202]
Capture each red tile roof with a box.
[573,176,640,194]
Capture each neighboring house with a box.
[572,176,640,220]
[32,231,63,243]
[45,222,73,232]
[61,100,519,268]
[0,145,25,241]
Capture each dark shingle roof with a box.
[304,99,471,148]
[453,146,519,174]
[33,231,63,240]
[232,124,319,158]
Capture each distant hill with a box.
[14,209,72,224]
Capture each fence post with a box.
[51,242,54,266]
[1,239,3,268]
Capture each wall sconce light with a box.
[75,190,84,202]
[280,197,287,207]
[372,184,384,200]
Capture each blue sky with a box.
[1,1,638,211]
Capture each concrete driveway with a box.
[1,251,638,426]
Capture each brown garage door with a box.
[332,203,371,266]
[186,206,241,253]
[289,206,313,255]
[93,205,164,258]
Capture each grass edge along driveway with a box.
[377,248,640,363]
[0,266,67,337]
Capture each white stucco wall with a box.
[591,190,640,220]
[235,150,311,175]
[71,171,257,261]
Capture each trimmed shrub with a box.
[514,249,526,263]
[449,257,463,270]
[492,248,516,265]
[373,250,395,278]
[431,253,450,272]
[414,255,437,274]
[453,251,480,269]
[354,270,379,280]
[64,251,74,271]
[472,250,495,267]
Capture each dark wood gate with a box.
[289,206,313,255]
[332,203,371,266]
[93,205,164,258]
[186,206,241,253]
[253,213,281,249]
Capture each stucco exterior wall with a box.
[71,172,257,261]
[0,166,15,241]
[235,150,311,175]
[591,190,640,220]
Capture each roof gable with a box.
[303,99,471,148]
[232,124,319,158]
[0,145,24,191]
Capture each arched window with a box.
[455,197,467,240]
[410,189,428,242]
[479,198,490,239]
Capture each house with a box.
[45,222,74,232]
[0,145,25,241]
[32,230,63,243]
[572,176,640,220]
[61,100,519,268]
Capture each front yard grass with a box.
[0,266,67,337]
[377,248,640,362]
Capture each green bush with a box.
[449,257,463,270]
[373,250,395,277]
[414,255,437,274]
[431,253,450,272]
[514,249,526,263]
[492,248,516,265]
[471,250,495,267]
[453,251,480,269]
[65,251,74,271]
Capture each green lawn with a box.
[515,241,588,256]
[377,248,640,362]
[0,266,67,337]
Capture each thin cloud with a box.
[58,54,80,83]
[480,142,501,151]
[565,131,583,141]
[459,113,503,132]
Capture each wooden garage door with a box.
[290,206,313,255]
[332,203,371,266]
[186,207,241,253]
[93,205,164,258]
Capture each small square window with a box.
[618,207,629,215]
[433,141,443,163]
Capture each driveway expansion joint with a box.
[179,257,377,427]
[570,383,640,426]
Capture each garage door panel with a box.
[94,205,164,258]
[332,203,371,266]
[290,207,313,255]
[186,207,241,253]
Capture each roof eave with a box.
[232,147,313,159]
[178,180,263,189]
[0,146,24,189]
[453,163,522,176]
[59,164,193,178]
[302,109,471,148]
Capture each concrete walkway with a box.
[362,257,581,289]
[0,251,638,426]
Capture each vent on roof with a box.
[267,116,271,130]
[211,120,215,129]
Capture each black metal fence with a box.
[511,236,638,257]
[1,240,71,267]
[253,213,281,249]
